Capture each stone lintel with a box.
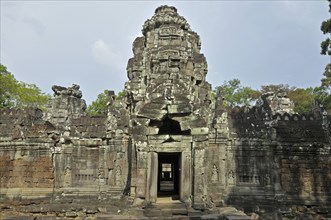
[191,127,209,135]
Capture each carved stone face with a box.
[123,5,212,143]
[125,5,211,118]
[261,92,295,114]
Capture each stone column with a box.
[147,151,158,203]
[63,152,72,187]
[219,142,227,188]
[181,150,192,201]
[273,154,283,194]
[98,146,106,185]
[53,150,64,189]
[192,146,206,209]
[135,151,147,198]
[226,142,236,188]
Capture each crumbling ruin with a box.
[1,5,330,219]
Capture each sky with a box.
[1,0,330,105]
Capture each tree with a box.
[216,79,260,107]
[0,64,49,109]
[317,0,331,112]
[288,88,315,114]
[314,86,331,111]
[86,89,126,116]
[0,65,17,108]
[86,90,110,116]
[260,84,296,94]
[321,63,331,88]
[116,90,126,99]
[320,1,331,56]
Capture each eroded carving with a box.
[52,84,83,98]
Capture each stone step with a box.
[168,208,188,215]
[155,203,187,208]
[36,217,59,220]
[4,216,36,220]
[223,216,251,220]
[97,215,148,220]
[188,209,204,217]
[144,208,163,217]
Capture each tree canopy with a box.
[320,1,331,56]
[213,81,325,114]
[317,0,331,111]
[86,90,110,116]
[0,64,50,109]
[215,79,260,107]
[86,89,126,116]
[288,88,315,114]
[260,84,295,94]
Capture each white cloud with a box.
[91,39,126,72]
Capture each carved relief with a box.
[136,141,147,152]
[265,173,271,186]
[63,167,72,187]
[160,26,179,37]
[228,170,235,185]
[107,168,113,185]
[52,84,82,98]
[211,164,219,183]
[115,165,122,186]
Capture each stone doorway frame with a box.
[146,138,192,203]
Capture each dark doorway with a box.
[157,153,181,198]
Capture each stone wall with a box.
[0,108,56,201]
[207,95,331,216]
[0,86,130,204]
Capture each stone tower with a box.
[125,5,212,207]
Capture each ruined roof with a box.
[142,5,191,35]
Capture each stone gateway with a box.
[1,5,330,219]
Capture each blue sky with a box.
[1,1,329,104]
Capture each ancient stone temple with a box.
[125,5,212,208]
[1,5,331,219]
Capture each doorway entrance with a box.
[157,153,181,198]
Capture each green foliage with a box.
[318,1,331,111]
[259,84,313,114]
[116,90,126,100]
[321,63,331,89]
[260,84,295,94]
[321,38,331,55]
[217,81,325,114]
[314,86,331,112]
[16,82,50,109]
[0,65,17,108]
[0,64,49,109]
[210,90,216,100]
[320,15,330,55]
[321,19,331,34]
[288,88,315,114]
[260,84,319,114]
[86,89,126,116]
[86,90,110,116]
[216,79,260,107]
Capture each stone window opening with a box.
[149,116,191,135]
